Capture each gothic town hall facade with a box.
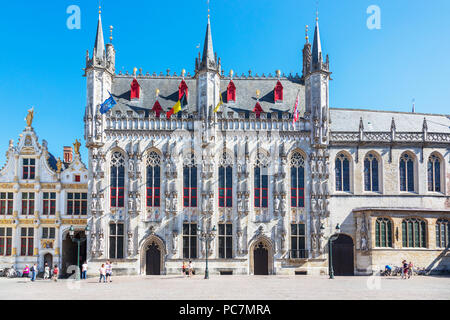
[1,12,449,277]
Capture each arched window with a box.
[219,153,233,208]
[364,153,379,192]
[130,79,140,100]
[274,81,283,102]
[400,153,415,192]
[110,152,125,208]
[402,218,426,248]
[183,154,197,208]
[428,154,442,192]
[375,218,392,247]
[146,151,161,208]
[335,153,350,192]
[290,152,305,208]
[254,153,269,208]
[436,219,449,248]
[227,80,236,102]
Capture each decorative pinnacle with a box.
[109,26,113,43]
[181,69,186,77]
[305,25,309,41]
[256,89,261,99]
[155,89,160,98]
[99,6,102,14]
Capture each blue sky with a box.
[0,0,449,164]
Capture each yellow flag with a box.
[214,94,223,113]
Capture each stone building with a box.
[80,12,450,277]
[0,110,89,275]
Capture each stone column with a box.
[391,217,403,249]
[426,218,436,250]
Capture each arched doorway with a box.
[62,231,87,277]
[331,234,354,276]
[140,235,166,275]
[254,243,269,275]
[146,243,161,275]
[44,253,53,269]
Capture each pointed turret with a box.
[310,18,329,73]
[302,25,312,80]
[196,16,220,74]
[93,10,105,62]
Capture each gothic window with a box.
[183,223,197,259]
[290,152,305,208]
[399,153,415,192]
[219,153,233,208]
[179,80,189,100]
[227,80,236,102]
[43,192,56,216]
[23,158,35,180]
[335,153,350,192]
[109,223,124,259]
[436,219,449,248]
[110,152,125,208]
[364,153,379,192]
[0,227,12,256]
[218,223,233,259]
[183,154,197,208]
[130,79,140,100]
[428,154,442,192]
[291,224,306,259]
[146,152,161,208]
[274,81,283,102]
[254,153,269,208]
[21,193,35,216]
[375,218,392,248]
[67,193,88,216]
[42,227,55,239]
[20,227,33,256]
[0,193,13,215]
[402,218,426,248]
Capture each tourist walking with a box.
[105,260,112,283]
[408,261,414,279]
[30,264,37,282]
[401,260,408,279]
[44,263,50,280]
[99,264,106,283]
[81,261,88,280]
[52,265,59,282]
[22,265,30,278]
[188,260,193,278]
[182,261,186,277]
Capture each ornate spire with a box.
[196,15,219,73]
[94,7,105,61]
[312,18,322,66]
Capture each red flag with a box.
[292,91,300,126]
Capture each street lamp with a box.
[69,225,90,281]
[324,223,341,279]
[197,225,217,280]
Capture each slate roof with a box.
[330,108,450,133]
[110,76,305,117]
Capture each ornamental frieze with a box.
[331,131,450,144]
[41,183,57,189]
[18,219,35,225]
[0,219,15,225]
[19,183,35,189]
[63,184,88,190]
[0,183,14,189]
[40,219,58,225]
[61,219,87,225]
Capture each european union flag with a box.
[100,92,117,114]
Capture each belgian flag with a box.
[166,92,187,119]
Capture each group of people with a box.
[22,263,59,282]
[384,260,414,278]
[181,260,194,277]
[99,260,113,283]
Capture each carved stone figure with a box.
[127,231,134,256]
[98,233,104,255]
[172,231,178,254]
[25,107,34,127]
[165,194,171,212]
[274,195,280,215]
[90,233,97,255]
[237,196,243,213]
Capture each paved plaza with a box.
[0,275,449,300]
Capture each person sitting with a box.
[384,265,392,276]
[22,265,30,278]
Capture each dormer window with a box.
[253,102,263,119]
[23,159,35,180]
[152,101,163,118]
[130,79,140,100]
[179,80,189,101]
[227,80,236,103]
[74,175,81,183]
[274,81,283,102]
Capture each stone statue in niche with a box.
[90,233,97,255]
[172,194,178,212]
[172,231,178,254]
[237,195,243,213]
[274,195,280,215]
[127,231,134,256]
[280,195,286,215]
[360,216,369,251]
[98,233,104,255]
[165,194,171,212]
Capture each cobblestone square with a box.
[0,275,449,300]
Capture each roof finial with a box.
[207,0,211,19]
[305,25,309,42]
[316,0,319,21]
[109,25,113,43]
[412,98,416,113]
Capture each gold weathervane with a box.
[25,107,34,127]
[73,139,81,155]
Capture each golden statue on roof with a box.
[73,139,81,155]
[25,107,34,127]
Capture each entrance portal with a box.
[254,242,269,275]
[331,234,355,276]
[145,242,161,275]
[62,231,87,277]
[44,253,53,269]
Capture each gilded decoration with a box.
[61,219,87,225]
[41,219,57,225]
[41,239,54,249]
[0,219,15,225]
[18,219,34,225]
[25,107,34,127]
[63,184,88,190]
